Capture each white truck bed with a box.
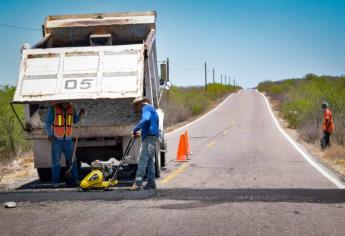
[13,44,144,103]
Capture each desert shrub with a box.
[0,86,31,161]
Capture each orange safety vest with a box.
[52,104,74,138]
[323,109,334,133]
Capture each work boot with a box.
[129,183,142,191]
[144,182,156,190]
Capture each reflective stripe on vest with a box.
[52,104,74,138]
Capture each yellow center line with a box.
[160,163,189,184]
[207,141,216,148]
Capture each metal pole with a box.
[167,58,170,102]
[213,68,215,84]
[221,74,223,85]
[204,62,207,91]
[167,58,170,82]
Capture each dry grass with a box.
[323,145,345,162]
[0,152,37,187]
[321,145,345,176]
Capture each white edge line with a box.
[166,91,238,136]
[261,91,345,189]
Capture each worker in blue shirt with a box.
[130,97,159,191]
[45,102,84,188]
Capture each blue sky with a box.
[0,0,344,88]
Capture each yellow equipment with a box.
[80,137,136,191]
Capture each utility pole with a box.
[225,75,227,86]
[204,62,207,91]
[233,77,235,87]
[167,58,170,102]
[221,74,223,85]
[167,58,170,82]
[213,68,215,84]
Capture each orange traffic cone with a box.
[184,131,192,157]
[175,134,188,162]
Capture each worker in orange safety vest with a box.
[320,102,334,150]
[45,102,85,188]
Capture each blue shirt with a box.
[45,105,80,141]
[133,104,159,140]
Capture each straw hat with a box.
[132,97,151,107]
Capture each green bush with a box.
[0,86,31,161]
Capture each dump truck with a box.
[11,11,170,181]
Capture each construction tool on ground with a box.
[79,137,136,191]
[65,116,82,181]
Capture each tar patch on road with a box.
[1,188,345,204]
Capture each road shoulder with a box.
[263,92,345,188]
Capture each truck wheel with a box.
[159,132,167,169]
[155,152,160,178]
[160,151,166,169]
[37,168,51,182]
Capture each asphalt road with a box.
[1,89,345,236]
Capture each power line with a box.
[0,23,40,32]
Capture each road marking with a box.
[223,130,229,135]
[166,93,236,136]
[207,141,216,148]
[160,163,189,184]
[261,92,345,189]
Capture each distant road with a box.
[1,89,345,236]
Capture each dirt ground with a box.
[269,98,345,181]
[0,152,37,189]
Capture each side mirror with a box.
[164,81,172,91]
[160,63,167,81]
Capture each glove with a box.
[131,131,141,138]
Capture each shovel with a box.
[65,116,82,181]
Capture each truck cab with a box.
[12,11,169,181]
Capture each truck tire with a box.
[37,168,51,182]
[160,151,166,168]
[155,152,160,178]
[159,131,167,168]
